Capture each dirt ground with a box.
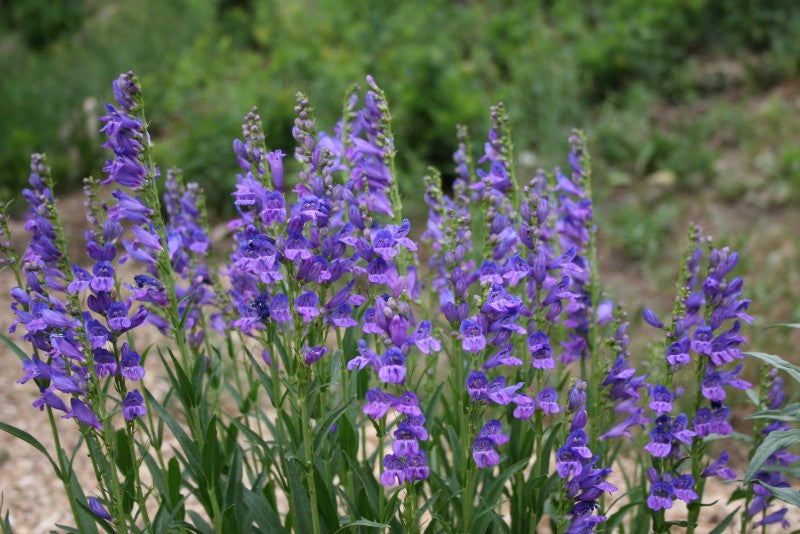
[1,191,799,532]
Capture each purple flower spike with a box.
[122,389,147,421]
[473,437,501,468]
[460,318,486,353]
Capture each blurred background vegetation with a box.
[1,0,799,343]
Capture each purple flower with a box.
[122,389,146,421]
[392,424,420,457]
[405,450,430,481]
[528,331,555,369]
[556,446,583,478]
[644,426,673,458]
[647,481,674,511]
[411,321,440,354]
[380,454,406,486]
[395,391,422,417]
[363,388,397,419]
[88,497,112,520]
[460,318,486,352]
[473,437,501,469]
[700,364,751,402]
[477,420,509,445]
[537,388,560,415]
[666,337,691,366]
[295,291,320,322]
[466,371,488,401]
[642,307,665,329]
[486,376,523,405]
[378,347,406,384]
[62,398,103,430]
[483,344,523,369]
[702,451,737,480]
[120,343,145,381]
[672,474,698,503]
[648,385,673,415]
[512,394,536,419]
[303,345,328,365]
[93,348,117,377]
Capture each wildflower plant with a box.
[0,71,798,534]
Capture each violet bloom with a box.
[477,420,509,446]
[460,318,486,352]
[303,345,328,365]
[666,337,691,366]
[88,497,112,520]
[556,446,583,478]
[647,482,674,511]
[380,454,406,486]
[702,451,736,480]
[122,389,146,421]
[537,388,561,415]
[466,371,488,401]
[395,391,423,417]
[473,437,500,468]
[120,343,145,381]
[378,347,406,384]
[411,321,440,354]
[528,331,555,369]
[362,388,397,419]
[294,291,320,322]
[405,451,430,481]
[648,384,673,415]
[672,474,698,503]
[62,398,103,430]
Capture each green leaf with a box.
[0,332,29,362]
[747,351,800,385]
[708,506,740,534]
[759,482,800,507]
[314,397,355,452]
[114,428,133,473]
[287,458,313,534]
[242,487,287,534]
[744,429,800,482]
[0,421,61,477]
[745,402,800,422]
[766,323,800,330]
[335,519,390,532]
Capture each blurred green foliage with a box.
[1,0,799,219]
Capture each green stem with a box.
[300,380,321,534]
[46,408,85,531]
